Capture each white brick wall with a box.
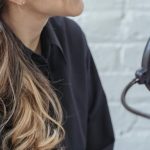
[70,0,150,150]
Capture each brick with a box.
[89,43,121,72]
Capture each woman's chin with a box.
[65,2,84,17]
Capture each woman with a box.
[0,0,115,149]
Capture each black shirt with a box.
[2,16,115,150]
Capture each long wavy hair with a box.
[0,0,65,149]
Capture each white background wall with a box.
[70,0,150,150]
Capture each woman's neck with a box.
[1,4,49,54]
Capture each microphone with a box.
[121,38,150,119]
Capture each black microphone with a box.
[121,38,150,119]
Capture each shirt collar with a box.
[41,18,67,63]
[46,18,63,52]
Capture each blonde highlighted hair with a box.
[0,1,65,149]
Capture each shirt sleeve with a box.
[85,36,115,150]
